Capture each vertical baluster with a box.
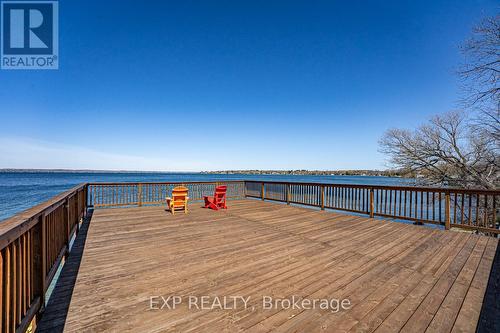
[493,195,497,228]
[420,191,423,220]
[403,190,407,217]
[356,187,359,210]
[337,187,340,209]
[370,188,374,218]
[0,249,3,333]
[361,188,365,212]
[346,188,350,210]
[460,193,465,225]
[351,188,354,211]
[483,194,488,228]
[398,190,402,217]
[365,188,369,213]
[286,184,290,205]
[335,187,338,208]
[343,187,346,209]
[345,187,351,209]
[383,189,387,214]
[468,194,473,225]
[11,241,17,329]
[29,230,33,303]
[409,191,413,218]
[414,191,418,219]
[453,193,457,225]
[445,192,451,230]
[320,185,325,210]
[309,185,313,205]
[432,192,436,221]
[345,187,348,210]
[350,188,356,210]
[339,186,345,208]
[439,192,442,223]
[22,234,27,315]
[426,191,430,220]
[27,231,31,308]
[4,246,10,333]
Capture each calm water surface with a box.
[0,172,415,221]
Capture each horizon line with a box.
[0,167,396,173]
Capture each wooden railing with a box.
[0,184,87,333]
[0,179,497,332]
[245,181,500,234]
[87,181,246,208]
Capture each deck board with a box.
[36,200,498,332]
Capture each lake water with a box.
[0,171,414,221]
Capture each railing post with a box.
[370,188,374,218]
[78,189,83,233]
[243,181,247,198]
[138,184,143,207]
[320,185,325,210]
[286,184,291,205]
[33,214,47,317]
[445,192,451,230]
[261,182,265,201]
[83,184,88,219]
[64,199,70,258]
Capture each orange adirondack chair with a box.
[166,186,189,214]
[204,185,227,210]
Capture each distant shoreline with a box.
[201,170,405,177]
[0,169,190,174]
[0,168,406,177]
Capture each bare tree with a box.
[380,111,498,189]
[459,16,500,106]
[459,15,500,143]
[380,16,500,190]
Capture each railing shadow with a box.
[35,209,93,333]
[477,239,500,333]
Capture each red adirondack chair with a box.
[204,185,227,210]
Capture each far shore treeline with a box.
[0,168,409,177]
[202,170,407,177]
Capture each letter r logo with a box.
[9,8,48,49]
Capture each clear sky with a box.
[0,0,497,171]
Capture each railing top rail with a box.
[87,180,246,186]
[0,182,87,250]
[244,180,500,195]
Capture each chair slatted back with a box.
[171,186,188,207]
[213,186,227,206]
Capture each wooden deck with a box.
[37,199,498,333]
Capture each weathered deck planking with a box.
[36,200,498,332]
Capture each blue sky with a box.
[0,0,497,171]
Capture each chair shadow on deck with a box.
[478,240,500,333]
[35,210,93,333]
